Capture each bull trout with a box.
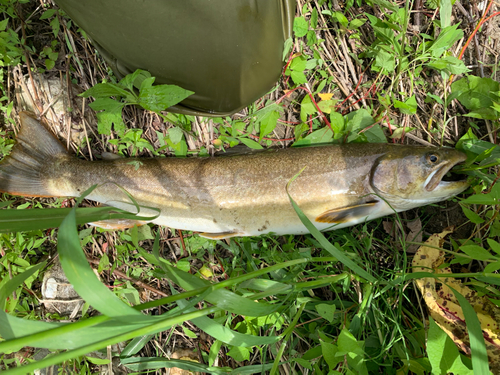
[0,112,468,238]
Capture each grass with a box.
[1,0,500,373]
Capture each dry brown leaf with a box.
[167,349,200,375]
[413,228,500,371]
[405,218,422,253]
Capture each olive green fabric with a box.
[54,0,296,116]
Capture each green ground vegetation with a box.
[1,0,500,374]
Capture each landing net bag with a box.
[53,0,296,116]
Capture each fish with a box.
[0,112,469,239]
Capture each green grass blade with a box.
[176,298,281,347]
[0,206,154,233]
[162,264,279,316]
[0,263,56,346]
[270,302,306,375]
[121,357,230,374]
[120,334,155,357]
[286,188,376,283]
[121,357,276,374]
[1,306,220,375]
[450,286,490,374]
[58,206,156,322]
[0,285,218,351]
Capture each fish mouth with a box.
[424,158,468,193]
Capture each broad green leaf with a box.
[484,261,500,273]
[331,11,349,27]
[293,126,334,147]
[291,70,307,85]
[90,98,125,135]
[227,346,251,362]
[320,341,340,370]
[315,303,335,323]
[394,96,417,115]
[459,245,493,261]
[40,9,57,20]
[317,100,338,113]
[349,18,366,29]
[85,356,110,365]
[259,110,280,140]
[310,8,318,28]
[168,126,184,144]
[364,124,387,143]
[208,340,223,366]
[487,239,500,256]
[427,56,469,75]
[80,83,131,99]
[238,137,263,150]
[289,56,307,72]
[461,206,485,224]
[451,76,500,120]
[429,25,464,58]
[139,84,194,112]
[461,183,500,205]
[300,94,317,122]
[293,16,308,37]
[337,328,367,374]
[45,59,55,70]
[427,318,473,375]
[375,48,395,72]
[119,69,151,91]
[330,111,345,136]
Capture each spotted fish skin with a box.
[0,112,469,238]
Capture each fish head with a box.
[370,147,469,210]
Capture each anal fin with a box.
[199,231,242,240]
[90,219,147,230]
[316,201,378,224]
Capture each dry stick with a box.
[455,1,485,78]
[81,98,94,161]
[19,22,42,114]
[414,0,422,28]
[337,28,364,105]
[14,67,36,117]
[312,1,361,109]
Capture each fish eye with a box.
[427,153,439,163]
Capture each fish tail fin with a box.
[0,111,69,197]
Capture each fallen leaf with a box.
[413,228,500,372]
[405,218,422,253]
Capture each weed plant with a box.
[1,0,500,374]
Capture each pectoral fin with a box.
[90,219,147,230]
[316,201,378,224]
[200,231,242,240]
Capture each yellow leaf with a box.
[318,93,334,101]
[413,228,500,372]
[199,265,214,279]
